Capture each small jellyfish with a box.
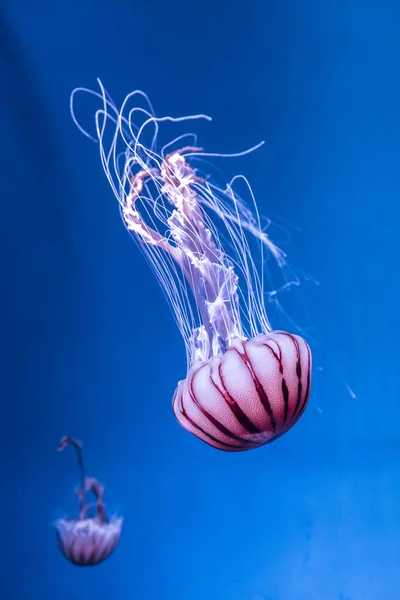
[55,436,122,566]
[71,81,312,452]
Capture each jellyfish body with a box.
[56,436,122,566]
[173,331,310,451]
[71,82,312,452]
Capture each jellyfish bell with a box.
[56,513,122,567]
[56,436,122,566]
[71,81,312,452]
[173,331,310,451]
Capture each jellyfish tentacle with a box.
[124,169,174,251]
[122,150,242,359]
[80,477,107,523]
[57,436,85,489]
[57,437,107,523]
[164,145,204,160]
[150,149,242,357]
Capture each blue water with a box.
[1,2,399,599]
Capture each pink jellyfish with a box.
[71,81,312,452]
[55,436,122,566]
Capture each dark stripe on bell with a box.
[216,362,261,434]
[281,378,289,423]
[235,346,277,432]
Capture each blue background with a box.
[1,1,399,599]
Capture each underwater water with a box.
[1,1,400,599]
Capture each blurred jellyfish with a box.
[56,436,122,566]
[71,80,312,452]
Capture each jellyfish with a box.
[71,81,312,452]
[55,436,122,566]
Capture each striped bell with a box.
[173,331,311,452]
